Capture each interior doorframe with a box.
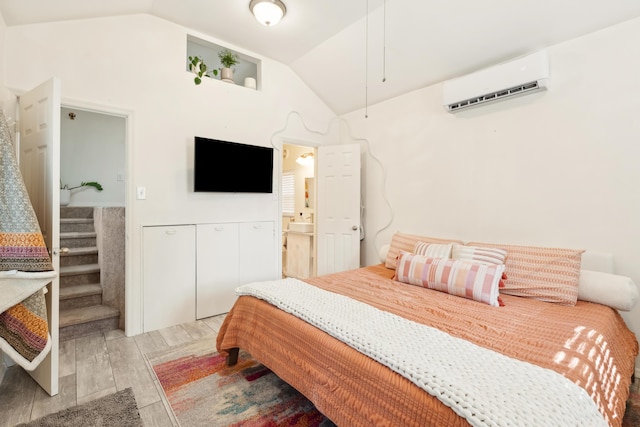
[60,98,134,337]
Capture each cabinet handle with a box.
[165,230,176,235]
[215,226,224,231]
[253,224,262,229]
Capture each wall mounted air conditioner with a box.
[442,50,549,113]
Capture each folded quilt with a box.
[0,277,53,370]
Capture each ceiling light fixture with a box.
[249,0,287,27]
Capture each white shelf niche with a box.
[186,35,260,90]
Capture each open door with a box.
[316,143,360,275]
[18,78,61,396]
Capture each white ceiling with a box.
[2,0,640,115]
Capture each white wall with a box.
[60,107,126,206]
[344,17,640,366]
[4,14,338,335]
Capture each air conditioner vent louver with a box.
[442,50,549,113]
[447,81,543,112]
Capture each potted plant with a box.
[188,56,218,85]
[60,180,104,206]
[218,49,239,83]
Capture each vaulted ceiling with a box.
[2,0,640,115]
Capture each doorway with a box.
[59,106,128,335]
[281,143,316,279]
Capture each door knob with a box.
[352,226,358,231]
[52,247,69,256]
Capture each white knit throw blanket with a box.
[237,278,607,427]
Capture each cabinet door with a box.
[286,233,313,279]
[143,225,196,332]
[196,223,239,319]
[239,221,277,285]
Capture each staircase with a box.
[59,207,120,341]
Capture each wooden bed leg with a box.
[227,348,239,366]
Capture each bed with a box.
[216,232,639,426]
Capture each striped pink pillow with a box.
[414,241,453,258]
[467,242,584,306]
[452,244,507,265]
[395,253,505,307]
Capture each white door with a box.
[316,143,360,275]
[18,77,61,396]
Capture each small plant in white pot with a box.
[60,181,103,206]
[218,49,239,83]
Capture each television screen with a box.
[194,137,274,193]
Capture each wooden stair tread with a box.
[60,305,119,328]
[60,231,96,239]
[60,283,102,300]
[61,246,98,256]
[60,263,100,276]
[60,218,94,224]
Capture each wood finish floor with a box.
[0,314,226,427]
[2,314,639,427]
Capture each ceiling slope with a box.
[2,0,640,114]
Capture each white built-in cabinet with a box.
[196,221,276,319]
[143,221,277,332]
[196,223,238,319]
[238,222,277,284]
[142,225,196,332]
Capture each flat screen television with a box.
[194,136,274,193]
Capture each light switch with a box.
[137,186,146,200]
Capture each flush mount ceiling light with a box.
[249,0,287,26]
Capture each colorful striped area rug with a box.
[146,336,336,426]
[147,336,640,426]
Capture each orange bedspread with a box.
[217,264,638,426]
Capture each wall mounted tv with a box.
[194,136,274,193]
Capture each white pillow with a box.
[378,244,390,263]
[578,270,639,311]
